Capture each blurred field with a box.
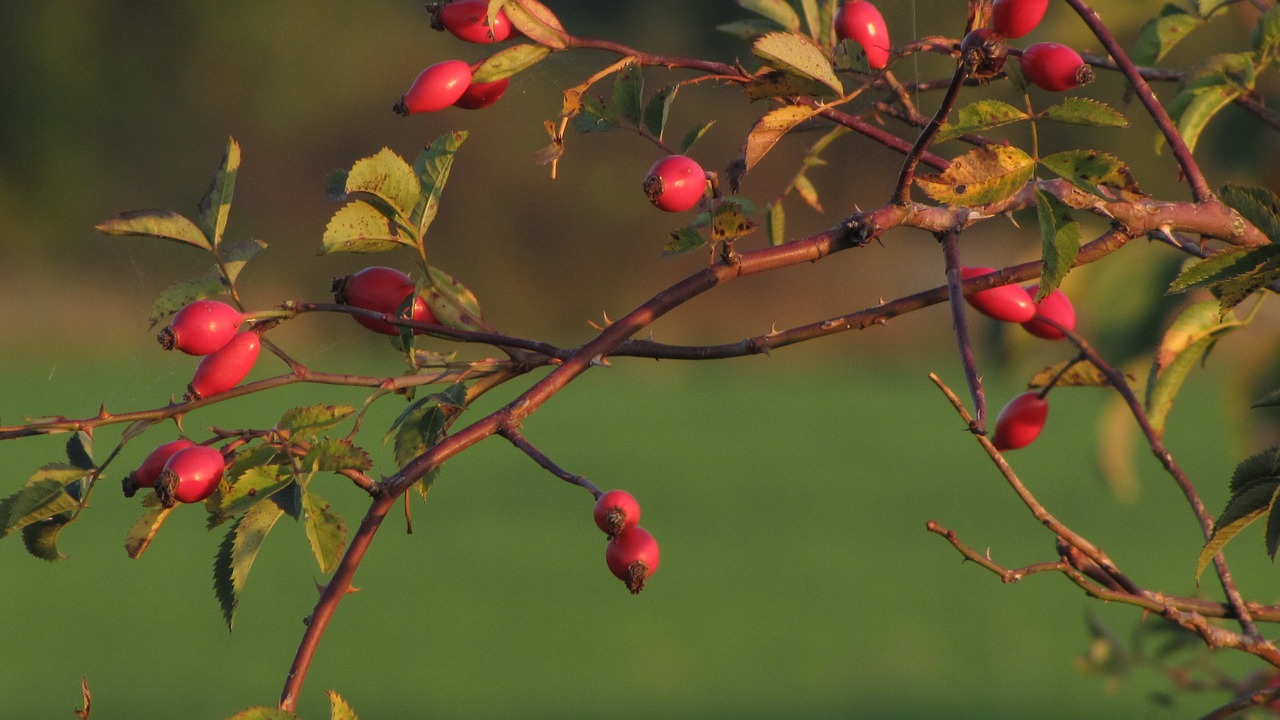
[0,347,1266,719]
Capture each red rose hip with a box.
[992,392,1049,451]
[993,0,1049,39]
[960,266,1036,323]
[186,331,261,400]
[393,60,473,115]
[643,155,705,213]
[122,438,197,498]
[606,526,660,594]
[834,1,891,70]
[1021,285,1077,340]
[158,299,244,356]
[453,76,509,110]
[1020,42,1094,92]
[332,266,436,335]
[593,490,641,539]
[437,0,512,44]
[154,444,225,507]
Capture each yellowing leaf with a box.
[752,32,843,96]
[745,105,822,171]
[915,145,1035,206]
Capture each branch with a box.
[498,425,602,496]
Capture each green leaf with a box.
[610,64,644,127]
[412,131,468,242]
[717,19,782,40]
[711,200,758,243]
[147,271,231,326]
[1132,4,1203,66]
[745,105,822,172]
[664,226,707,256]
[209,466,292,529]
[320,201,412,255]
[503,0,568,49]
[223,708,302,720]
[472,43,552,83]
[303,490,347,574]
[1231,447,1280,495]
[96,209,211,251]
[303,438,373,473]
[343,148,420,221]
[1034,189,1081,297]
[1168,245,1280,296]
[213,498,286,631]
[278,405,355,441]
[1195,0,1231,17]
[1040,150,1141,199]
[124,503,173,559]
[1028,360,1112,389]
[424,265,484,331]
[752,32,843,96]
[1174,83,1242,154]
[797,0,829,45]
[766,200,785,246]
[328,691,360,720]
[198,137,241,248]
[1253,388,1280,408]
[736,0,801,32]
[22,512,73,561]
[915,145,1035,207]
[679,121,716,154]
[4,464,86,535]
[65,431,95,471]
[1220,183,1280,242]
[936,100,1029,142]
[1146,300,1247,438]
[219,238,268,286]
[1197,450,1280,580]
[1254,6,1280,58]
[643,85,679,142]
[389,401,451,469]
[1038,97,1130,129]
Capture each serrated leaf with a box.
[343,148,419,221]
[1174,82,1242,154]
[1035,188,1081,295]
[1230,448,1280,495]
[745,105,822,172]
[412,131,468,242]
[679,121,715,154]
[711,200,758,243]
[1254,6,1280,57]
[1040,150,1141,199]
[752,32,843,96]
[209,466,292,529]
[1168,245,1280,294]
[223,708,302,720]
[737,0,801,32]
[424,265,484,331]
[148,271,231,326]
[643,85,678,141]
[472,43,551,84]
[198,137,241,248]
[390,402,451,469]
[1214,263,1280,315]
[219,238,268,286]
[504,0,568,49]
[765,200,785,246]
[1253,388,1280,408]
[1197,476,1280,580]
[278,405,355,441]
[717,18,783,40]
[611,64,644,127]
[664,226,707,256]
[936,100,1029,142]
[1146,300,1246,438]
[214,498,286,631]
[1220,183,1280,242]
[303,438,373,473]
[320,201,412,255]
[23,513,73,561]
[1039,97,1130,129]
[5,464,86,534]
[96,209,211,251]
[303,490,347,574]
[1132,4,1203,66]
[1028,360,1112,389]
[915,145,1035,207]
[65,431,95,471]
[328,691,359,720]
[124,504,173,559]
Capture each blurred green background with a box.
[3,1,1280,718]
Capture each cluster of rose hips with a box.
[122,438,226,508]
[986,0,1094,91]
[960,266,1077,451]
[593,490,660,594]
[394,0,515,115]
[159,299,261,401]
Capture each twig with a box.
[497,425,602,496]
[939,229,987,431]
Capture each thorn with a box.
[590,355,612,367]
[765,323,780,337]
[1003,210,1020,229]
[97,403,109,419]
[1156,224,1177,243]
[878,296,887,305]
[873,317,888,326]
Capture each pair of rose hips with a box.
[960,266,1077,451]
[122,439,226,508]
[160,299,261,400]
[332,266,438,336]
[395,1,514,115]
[982,0,1093,92]
[593,490,660,594]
